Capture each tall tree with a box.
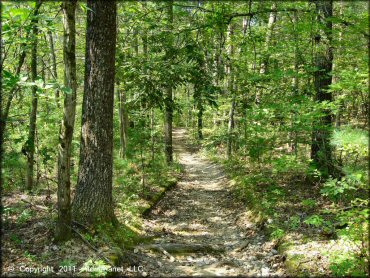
[164,0,174,164]
[226,23,236,159]
[260,3,277,75]
[48,30,60,107]
[116,81,128,159]
[55,0,77,242]
[72,0,117,225]
[25,0,42,191]
[311,0,334,175]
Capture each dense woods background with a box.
[1,1,369,277]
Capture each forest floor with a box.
[125,129,285,277]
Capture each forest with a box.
[1,0,369,277]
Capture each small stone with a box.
[157,261,162,267]
[142,271,148,277]
[273,263,279,268]
[261,267,270,276]
[51,245,58,251]
[134,248,139,254]
[169,256,175,262]
[271,249,278,255]
[267,218,273,224]
[187,256,193,261]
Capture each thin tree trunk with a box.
[311,0,334,176]
[164,0,174,164]
[48,30,60,107]
[116,82,128,159]
[72,0,117,225]
[56,0,77,242]
[196,90,203,140]
[227,95,236,159]
[226,23,235,159]
[151,108,155,162]
[26,0,41,191]
[335,0,344,128]
[260,3,277,74]
[291,10,299,156]
[0,2,41,143]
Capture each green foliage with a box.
[59,259,76,268]
[272,155,307,174]
[329,252,368,277]
[270,228,285,240]
[303,215,324,227]
[289,216,301,230]
[16,209,33,224]
[301,199,316,210]
[80,259,111,277]
[320,178,357,201]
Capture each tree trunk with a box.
[311,0,334,176]
[226,23,235,159]
[196,88,203,140]
[334,0,344,128]
[291,10,299,156]
[1,3,42,145]
[48,30,60,107]
[25,0,41,191]
[227,95,236,159]
[72,0,117,225]
[56,0,77,242]
[260,3,277,74]
[164,0,174,164]
[116,82,128,159]
[151,108,155,162]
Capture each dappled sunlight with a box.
[129,128,285,276]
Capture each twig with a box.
[71,226,114,266]
[20,198,48,211]
[298,259,312,267]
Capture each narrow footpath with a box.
[127,129,285,277]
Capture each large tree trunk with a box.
[164,0,174,164]
[25,0,41,191]
[311,0,334,176]
[56,0,77,242]
[72,0,117,225]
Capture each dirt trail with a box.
[129,129,285,277]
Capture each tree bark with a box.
[72,0,117,225]
[56,0,77,242]
[196,84,203,140]
[334,0,344,128]
[311,0,334,176]
[25,0,42,191]
[48,30,60,107]
[116,82,128,159]
[226,23,235,159]
[291,10,299,155]
[260,3,277,74]
[227,95,236,159]
[164,0,174,164]
[1,3,42,143]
